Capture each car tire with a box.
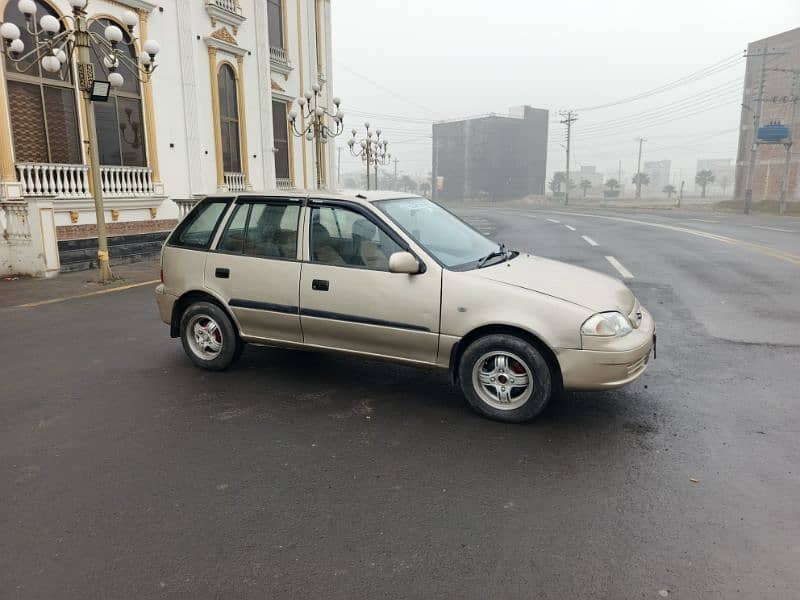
[179,301,242,371]
[458,334,553,423]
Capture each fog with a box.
[331,0,799,184]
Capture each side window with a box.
[217,203,249,253]
[310,205,403,270]
[170,199,229,249]
[244,203,300,259]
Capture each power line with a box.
[575,52,742,111]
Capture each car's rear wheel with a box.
[180,301,242,371]
[458,334,552,423]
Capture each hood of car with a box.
[475,253,635,313]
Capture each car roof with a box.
[207,189,419,205]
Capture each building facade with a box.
[431,105,548,202]
[0,0,335,276]
[734,27,800,204]
[643,159,671,193]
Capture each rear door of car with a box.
[204,195,304,343]
[298,199,441,363]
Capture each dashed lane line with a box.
[581,235,599,246]
[541,210,800,266]
[564,225,576,231]
[547,218,560,223]
[688,218,719,223]
[605,256,634,279]
[753,225,797,233]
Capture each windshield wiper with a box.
[477,243,510,268]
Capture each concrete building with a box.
[696,158,735,196]
[734,27,800,204]
[1,0,334,276]
[431,105,548,202]
[643,159,671,193]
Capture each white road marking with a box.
[753,225,797,233]
[605,256,634,279]
[547,218,560,223]
[582,235,599,246]
[564,225,576,231]
[688,218,718,223]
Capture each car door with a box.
[204,195,303,343]
[299,200,441,363]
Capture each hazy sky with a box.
[331,0,799,183]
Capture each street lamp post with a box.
[288,83,344,189]
[1,0,161,282]
[347,123,389,190]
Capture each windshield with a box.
[375,197,500,269]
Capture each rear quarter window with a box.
[168,198,232,250]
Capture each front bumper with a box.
[154,283,176,326]
[558,308,655,391]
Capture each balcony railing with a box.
[174,198,199,219]
[276,178,294,190]
[1,201,31,243]
[224,171,246,191]
[206,0,242,16]
[16,163,155,199]
[16,163,90,198]
[100,166,154,197]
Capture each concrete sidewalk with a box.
[0,258,160,309]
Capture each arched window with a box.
[88,18,146,167]
[3,0,81,164]
[217,63,241,173]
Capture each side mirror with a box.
[389,251,420,274]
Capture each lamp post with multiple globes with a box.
[347,123,390,190]
[1,0,161,281]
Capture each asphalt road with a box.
[2,207,799,599]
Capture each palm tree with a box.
[632,173,650,187]
[662,184,676,199]
[605,178,619,191]
[419,181,431,198]
[579,179,592,197]
[695,170,715,198]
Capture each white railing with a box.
[174,198,198,219]
[100,166,154,197]
[224,171,246,191]
[276,178,294,190]
[1,201,31,243]
[269,46,288,64]
[206,0,242,16]
[16,163,90,198]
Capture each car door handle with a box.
[215,267,230,279]
[312,279,329,291]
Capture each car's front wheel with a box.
[458,334,553,423]
[179,301,242,371]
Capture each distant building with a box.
[432,105,548,201]
[697,159,735,196]
[734,27,800,203]
[576,165,603,193]
[643,160,671,192]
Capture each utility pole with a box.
[337,146,341,185]
[776,70,799,215]
[393,157,399,189]
[634,137,646,199]
[559,110,577,205]
[742,46,786,214]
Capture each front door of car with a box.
[204,197,303,343]
[299,201,441,363]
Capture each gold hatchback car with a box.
[155,191,655,422]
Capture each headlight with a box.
[581,311,632,337]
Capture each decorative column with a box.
[138,9,161,192]
[207,46,225,188]
[235,55,250,188]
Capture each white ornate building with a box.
[0,0,335,276]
